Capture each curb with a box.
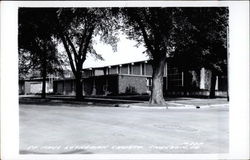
[119,103,229,109]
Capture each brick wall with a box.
[118,75,148,94]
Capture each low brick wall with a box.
[118,75,148,95]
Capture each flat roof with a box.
[82,59,151,70]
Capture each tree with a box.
[121,8,187,104]
[18,8,63,98]
[122,7,228,103]
[173,8,229,98]
[197,8,228,98]
[54,8,119,100]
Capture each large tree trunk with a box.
[75,71,83,100]
[149,58,166,105]
[209,70,216,98]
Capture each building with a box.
[53,60,228,97]
[53,60,160,96]
[18,69,72,95]
[19,78,54,95]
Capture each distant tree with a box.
[121,8,189,104]
[19,49,32,80]
[18,8,63,98]
[54,8,120,100]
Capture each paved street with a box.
[20,103,228,154]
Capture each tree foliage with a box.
[54,8,120,99]
[121,7,229,102]
[171,8,229,98]
[121,8,191,104]
[18,8,64,97]
[173,7,229,73]
[19,8,64,76]
[122,8,178,58]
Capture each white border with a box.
[1,1,249,160]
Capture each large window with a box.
[128,64,132,74]
[167,67,183,90]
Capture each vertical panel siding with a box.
[132,63,141,75]
[121,64,129,74]
[145,63,153,76]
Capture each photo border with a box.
[1,1,249,160]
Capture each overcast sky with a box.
[82,33,149,68]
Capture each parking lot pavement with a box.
[19,104,228,154]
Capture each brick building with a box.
[53,60,228,97]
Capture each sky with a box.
[82,33,149,69]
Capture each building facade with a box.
[19,78,54,95]
[53,60,228,97]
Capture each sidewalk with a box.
[19,95,229,109]
[125,101,229,109]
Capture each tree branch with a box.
[60,34,77,76]
[79,26,95,66]
[137,19,155,55]
[78,25,88,57]
[55,15,77,76]
[143,9,162,57]
[57,27,76,76]
[65,34,78,65]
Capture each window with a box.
[128,64,132,74]
[141,63,145,75]
[106,67,109,75]
[146,78,152,92]
[167,66,183,90]
[146,78,152,86]
[117,66,120,74]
